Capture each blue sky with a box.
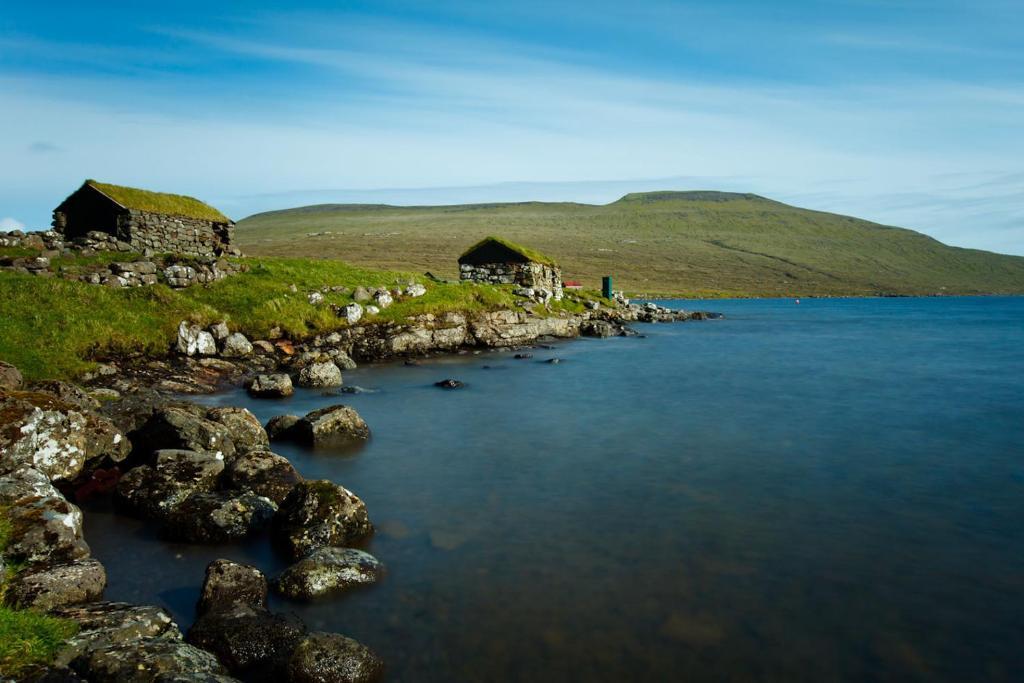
[2,0,1022,254]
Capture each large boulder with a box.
[288,632,383,683]
[0,360,23,390]
[274,547,384,600]
[4,557,106,610]
[248,374,294,398]
[161,491,276,543]
[176,321,217,356]
[273,480,373,560]
[297,361,343,388]
[0,470,90,565]
[205,407,269,455]
[0,391,89,481]
[51,602,182,669]
[291,405,370,447]
[133,407,236,461]
[196,559,268,617]
[225,449,302,505]
[187,604,307,682]
[115,449,224,520]
[83,637,230,682]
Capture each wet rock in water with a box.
[197,559,269,616]
[51,601,182,669]
[176,321,217,356]
[162,491,276,543]
[544,358,562,364]
[433,379,464,389]
[115,449,224,520]
[0,360,23,390]
[273,480,373,560]
[298,361,343,388]
[188,604,306,681]
[4,557,107,610]
[206,406,269,455]
[275,547,384,600]
[225,449,302,505]
[580,319,617,338]
[84,637,230,681]
[333,352,358,371]
[513,353,533,359]
[221,333,254,358]
[291,405,370,447]
[134,406,236,461]
[265,414,301,441]
[0,392,89,481]
[403,359,420,366]
[338,386,373,394]
[248,373,294,398]
[288,632,384,683]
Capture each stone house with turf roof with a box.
[53,179,237,257]
[458,236,563,300]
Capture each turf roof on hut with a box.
[84,180,231,223]
[459,236,557,266]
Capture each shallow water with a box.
[85,297,1024,682]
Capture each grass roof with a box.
[85,180,230,222]
[460,235,557,266]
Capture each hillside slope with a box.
[236,191,1024,297]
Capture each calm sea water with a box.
[85,297,1024,682]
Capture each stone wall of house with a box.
[459,261,563,300]
[118,210,238,257]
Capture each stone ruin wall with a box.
[460,261,564,300]
[118,210,235,257]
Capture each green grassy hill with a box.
[236,191,1024,297]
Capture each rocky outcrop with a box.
[4,557,107,610]
[274,547,384,601]
[273,480,373,560]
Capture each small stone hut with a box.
[458,236,563,300]
[53,180,236,256]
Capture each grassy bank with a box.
[236,191,1024,297]
[0,256,593,381]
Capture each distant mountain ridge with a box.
[236,191,1024,297]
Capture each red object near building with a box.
[563,280,583,289]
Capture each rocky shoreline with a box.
[0,300,719,681]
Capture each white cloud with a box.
[0,217,26,231]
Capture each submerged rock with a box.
[298,361,343,388]
[275,547,384,600]
[290,405,370,447]
[162,491,276,543]
[197,559,269,616]
[273,480,373,560]
[188,604,307,682]
[225,449,302,505]
[248,374,294,398]
[288,632,384,683]
[433,379,464,389]
[4,557,106,610]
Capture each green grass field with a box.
[235,191,1024,297]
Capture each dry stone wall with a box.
[118,210,237,257]
[459,261,563,300]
